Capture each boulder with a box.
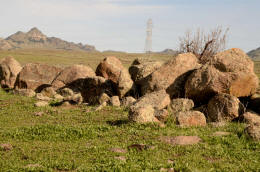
[64,93,83,105]
[207,94,244,122]
[34,101,49,107]
[64,76,116,104]
[110,96,120,107]
[98,93,110,104]
[129,59,163,82]
[242,112,260,125]
[245,124,260,141]
[15,63,62,91]
[139,53,199,98]
[58,88,74,97]
[13,89,36,97]
[51,65,95,89]
[132,90,170,110]
[36,93,52,101]
[96,56,133,98]
[169,98,194,114]
[40,87,56,98]
[185,48,259,104]
[0,56,22,88]
[176,111,206,127]
[129,105,158,123]
[154,109,169,122]
[121,96,136,107]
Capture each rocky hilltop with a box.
[0,27,96,52]
[248,47,260,60]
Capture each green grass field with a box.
[0,89,259,171]
[0,49,259,171]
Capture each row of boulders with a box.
[0,48,259,140]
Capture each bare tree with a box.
[179,26,229,63]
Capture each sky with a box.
[0,0,260,52]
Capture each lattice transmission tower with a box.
[144,18,153,53]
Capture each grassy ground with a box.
[0,49,259,171]
[0,89,259,171]
[0,49,173,69]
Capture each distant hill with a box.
[0,27,96,52]
[248,47,260,60]
[158,49,179,55]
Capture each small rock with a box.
[242,111,260,125]
[110,148,127,153]
[53,94,64,100]
[154,109,169,122]
[169,98,194,114]
[40,87,56,98]
[58,88,74,97]
[245,123,260,141]
[110,96,120,107]
[121,96,136,107]
[209,122,227,127]
[95,102,107,111]
[127,144,150,151]
[25,164,42,168]
[34,112,44,116]
[213,131,231,136]
[13,89,36,97]
[160,168,174,172]
[176,111,206,127]
[114,156,126,162]
[98,93,110,104]
[61,101,71,107]
[64,93,83,105]
[36,93,52,101]
[0,143,13,151]
[161,136,202,145]
[129,105,158,123]
[34,101,49,107]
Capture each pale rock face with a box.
[14,63,62,91]
[207,94,244,122]
[110,96,120,107]
[185,48,259,104]
[0,56,22,88]
[139,53,200,98]
[52,64,95,89]
[176,111,206,127]
[96,56,133,98]
[129,105,158,123]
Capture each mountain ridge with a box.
[0,27,96,52]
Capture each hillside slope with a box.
[248,47,260,60]
[0,27,96,52]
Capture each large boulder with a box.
[185,48,259,104]
[129,58,163,82]
[132,90,170,110]
[207,94,244,122]
[96,56,133,98]
[51,65,95,89]
[128,90,170,123]
[14,63,62,91]
[64,76,116,104]
[139,53,199,98]
[0,56,22,88]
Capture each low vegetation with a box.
[0,89,259,171]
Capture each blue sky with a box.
[0,0,259,52]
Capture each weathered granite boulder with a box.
[0,56,22,88]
